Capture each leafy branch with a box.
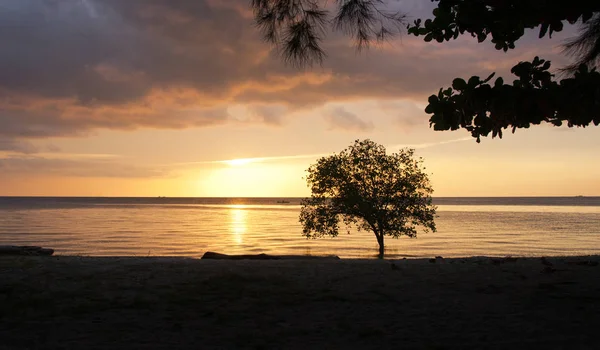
[426,57,600,141]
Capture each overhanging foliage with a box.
[251,0,600,141]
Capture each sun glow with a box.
[225,158,254,166]
[195,160,309,197]
[229,207,247,244]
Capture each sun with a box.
[225,158,254,166]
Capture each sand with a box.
[1,255,600,349]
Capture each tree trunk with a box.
[377,233,384,259]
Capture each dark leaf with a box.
[494,77,504,87]
[539,23,549,38]
[452,78,467,90]
[482,72,496,84]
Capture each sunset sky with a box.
[1,0,599,197]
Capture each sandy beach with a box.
[1,255,600,349]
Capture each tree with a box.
[251,0,600,141]
[299,139,436,257]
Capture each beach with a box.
[2,255,600,349]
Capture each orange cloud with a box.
[0,0,576,144]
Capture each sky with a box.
[0,0,599,197]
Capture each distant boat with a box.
[276,200,290,204]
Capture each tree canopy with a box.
[299,139,436,257]
[252,0,600,141]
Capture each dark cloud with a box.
[0,0,574,139]
[325,107,374,132]
[0,0,257,104]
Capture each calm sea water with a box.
[1,197,599,258]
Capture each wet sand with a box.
[1,255,600,349]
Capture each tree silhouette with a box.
[252,0,600,141]
[300,139,436,258]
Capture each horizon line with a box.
[0,195,596,198]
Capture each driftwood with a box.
[0,245,54,256]
[201,251,339,260]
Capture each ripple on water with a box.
[1,205,600,258]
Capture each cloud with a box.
[0,155,168,178]
[378,100,429,130]
[0,0,574,139]
[388,137,473,150]
[0,137,38,153]
[229,104,288,126]
[250,105,288,125]
[325,107,374,132]
[0,95,230,138]
[173,136,473,168]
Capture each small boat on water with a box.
[276,200,290,204]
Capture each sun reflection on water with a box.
[229,206,247,244]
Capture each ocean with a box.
[1,197,599,258]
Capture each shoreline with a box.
[2,255,600,349]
